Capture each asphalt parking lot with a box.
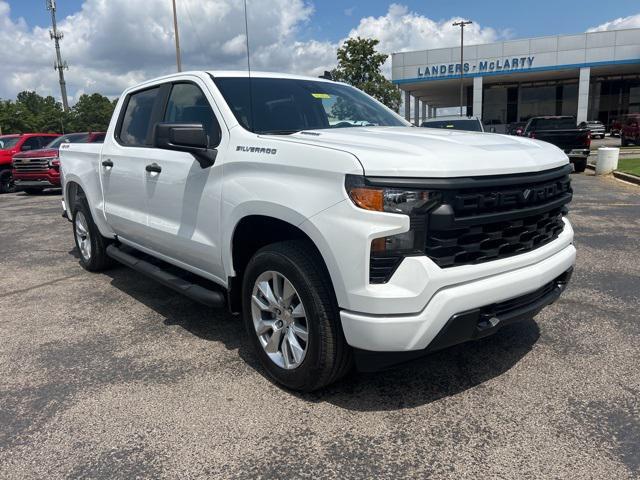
[1,173,639,479]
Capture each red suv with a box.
[621,114,640,147]
[12,132,105,194]
[0,133,60,193]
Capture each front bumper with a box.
[13,170,61,189]
[354,268,572,370]
[340,242,576,352]
[14,179,58,188]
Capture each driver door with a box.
[143,80,226,281]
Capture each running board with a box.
[106,244,226,308]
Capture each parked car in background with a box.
[621,114,640,147]
[579,120,605,139]
[523,116,590,173]
[60,71,575,391]
[12,132,105,194]
[421,115,484,132]
[506,122,527,136]
[610,118,622,137]
[0,133,60,193]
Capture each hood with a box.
[0,149,18,164]
[12,148,58,159]
[281,126,568,177]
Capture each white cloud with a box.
[0,1,504,104]
[348,4,499,54]
[587,13,640,32]
[345,4,501,75]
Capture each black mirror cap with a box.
[153,122,217,168]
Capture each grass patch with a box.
[617,158,640,176]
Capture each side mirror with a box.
[21,145,32,151]
[153,122,218,168]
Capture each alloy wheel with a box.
[74,211,92,261]
[251,270,309,370]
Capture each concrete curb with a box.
[613,170,640,186]
[585,163,640,186]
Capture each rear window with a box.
[531,118,576,130]
[46,133,90,148]
[90,133,106,143]
[422,119,482,132]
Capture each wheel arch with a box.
[63,177,115,238]
[227,212,341,313]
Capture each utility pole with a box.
[46,0,69,112]
[171,0,182,72]
[452,20,472,117]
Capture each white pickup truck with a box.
[60,71,575,391]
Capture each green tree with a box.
[69,93,115,132]
[331,37,401,112]
[0,91,65,134]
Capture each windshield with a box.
[213,77,408,134]
[421,119,482,132]
[46,133,90,149]
[0,136,21,149]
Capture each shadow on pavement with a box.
[88,252,540,412]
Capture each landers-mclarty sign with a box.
[417,56,535,77]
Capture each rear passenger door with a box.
[102,85,164,245]
[143,80,226,281]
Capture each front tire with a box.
[0,169,14,194]
[621,135,629,147]
[72,197,114,272]
[242,240,352,391]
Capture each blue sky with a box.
[10,0,640,42]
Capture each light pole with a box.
[171,0,182,72]
[453,20,472,117]
[46,0,69,112]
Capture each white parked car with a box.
[60,71,575,391]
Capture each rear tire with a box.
[573,158,587,173]
[72,197,114,272]
[23,187,44,195]
[242,240,352,392]
[621,135,629,147]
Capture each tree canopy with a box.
[331,37,401,112]
[0,91,117,135]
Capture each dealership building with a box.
[392,28,640,131]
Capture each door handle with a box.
[145,163,162,173]
[101,159,113,167]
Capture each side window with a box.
[21,137,40,151]
[41,137,55,147]
[118,87,160,146]
[164,83,221,146]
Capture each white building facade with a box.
[392,28,640,131]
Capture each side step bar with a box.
[106,244,226,308]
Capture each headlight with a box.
[345,175,441,283]
[48,157,60,168]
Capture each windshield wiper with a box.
[257,129,301,135]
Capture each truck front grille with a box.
[426,207,566,268]
[13,157,50,173]
[425,165,572,268]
